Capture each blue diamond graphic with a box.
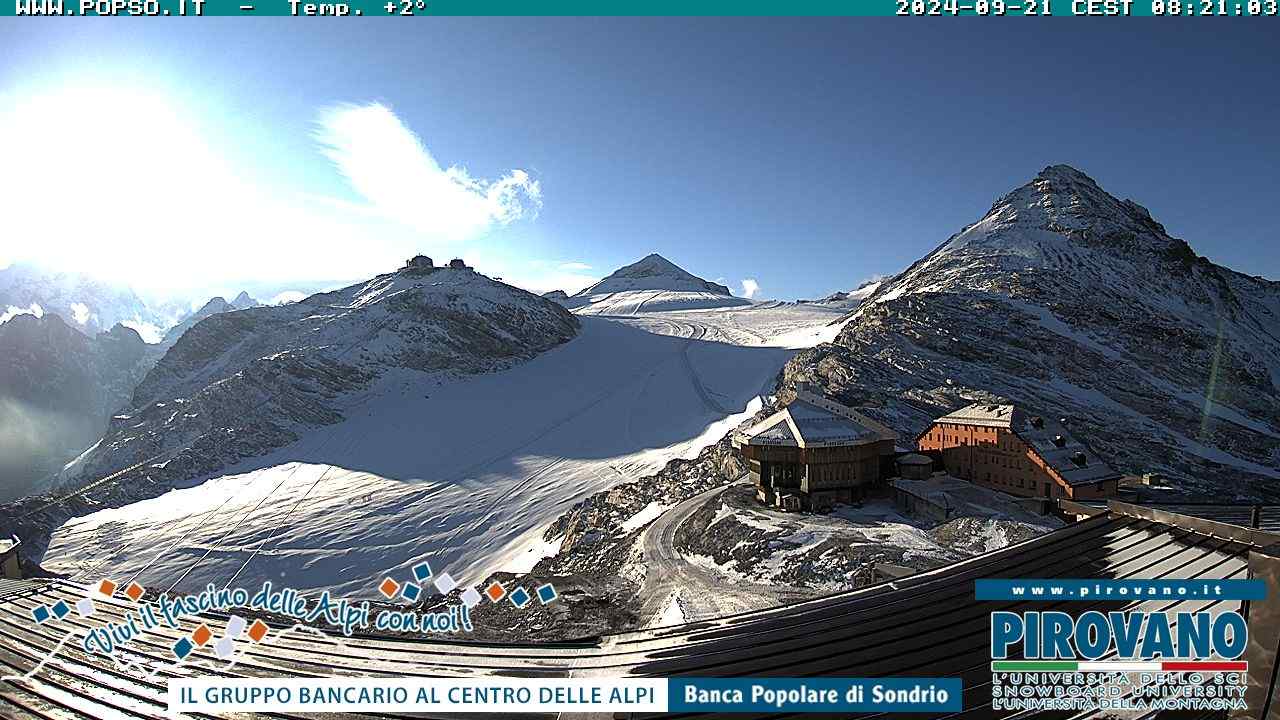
[402,582,422,602]
[31,606,51,624]
[510,587,531,609]
[536,583,558,605]
[412,562,432,582]
[51,600,70,619]
[172,637,194,660]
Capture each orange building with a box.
[917,403,1119,500]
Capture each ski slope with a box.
[565,289,752,315]
[42,303,844,598]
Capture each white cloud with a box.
[270,290,308,306]
[315,102,540,242]
[558,262,592,272]
[70,302,91,325]
[121,319,163,344]
[0,90,543,298]
[740,278,760,299]
[452,252,598,296]
[0,303,43,325]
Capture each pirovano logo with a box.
[978,579,1262,713]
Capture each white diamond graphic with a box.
[226,615,247,639]
[434,572,457,594]
[460,587,481,608]
[75,598,95,617]
[214,637,235,659]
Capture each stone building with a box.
[404,255,434,270]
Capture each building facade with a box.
[917,403,1119,500]
[734,387,898,512]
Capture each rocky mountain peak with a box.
[575,253,732,297]
[615,253,686,278]
[812,165,1280,501]
[982,165,1176,252]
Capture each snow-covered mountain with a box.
[0,314,160,501]
[800,279,884,309]
[4,263,578,559]
[160,291,259,347]
[566,254,752,314]
[0,263,179,340]
[20,276,824,597]
[786,165,1280,500]
[75,264,578,485]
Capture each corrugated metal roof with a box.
[0,505,1269,719]
[1076,502,1280,533]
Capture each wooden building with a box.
[0,536,20,580]
[917,403,1119,500]
[733,386,898,512]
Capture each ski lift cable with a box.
[71,481,246,585]
[159,459,312,595]
[215,420,374,591]
[147,313,401,594]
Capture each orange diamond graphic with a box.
[377,577,400,599]
[97,579,117,598]
[124,582,145,602]
[247,619,269,643]
[191,624,213,647]
[485,582,507,602]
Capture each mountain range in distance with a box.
[2,163,1277,587]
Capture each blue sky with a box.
[0,20,1275,300]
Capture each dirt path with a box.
[636,483,784,626]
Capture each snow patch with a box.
[621,502,670,533]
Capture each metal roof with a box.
[933,403,1022,428]
[895,453,933,466]
[1074,501,1280,533]
[933,403,1121,487]
[0,502,1269,720]
[744,414,797,446]
[738,391,897,449]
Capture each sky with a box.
[0,20,1276,302]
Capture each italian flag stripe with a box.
[991,660,1247,672]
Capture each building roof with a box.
[933,402,1022,428]
[895,453,933,466]
[0,537,16,556]
[930,402,1121,487]
[737,390,898,449]
[1071,502,1280,533]
[0,503,1269,719]
[1017,416,1122,486]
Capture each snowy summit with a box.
[789,164,1280,501]
[566,253,752,314]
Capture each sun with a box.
[0,85,240,290]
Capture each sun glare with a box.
[0,86,242,290]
